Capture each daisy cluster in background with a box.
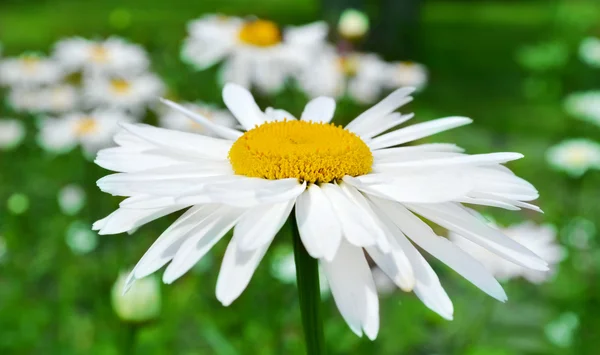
[180,12,428,103]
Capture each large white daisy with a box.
[95,83,547,339]
[0,54,65,87]
[38,109,135,156]
[53,37,150,75]
[181,14,328,94]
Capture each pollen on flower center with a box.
[238,20,282,47]
[228,120,373,183]
[110,79,131,94]
[75,117,98,136]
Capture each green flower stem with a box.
[291,211,326,355]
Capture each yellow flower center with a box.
[21,56,40,72]
[338,55,360,76]
[110,79,131,95]
[75,117,98,136]
[229,120,373,183]
[238,20,282,47]
[90,45,109,63]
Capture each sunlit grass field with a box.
[1,0,600,354]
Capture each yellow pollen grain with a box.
[110,79,131,94]
[229,120,373,183]
[75,117,98,136]
[90,45,109,63]
[238,20,282,47]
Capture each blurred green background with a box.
[1,0,600,354]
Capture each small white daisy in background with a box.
[37,109,135,156]
[337,9,369,39]
[112,270,161,323]
[564,91,600,126]
[82,73,164,114]
[579,37,600,68]
[58,184,86,215]
[8,84,79,114]
[65,221,98,255]
[53,37,150,75]
[546,138,600,177]
[298,47,427,104]
[158,102,237,136]
[0,53,65,87]
[181,14,328,94]
[382,61,428,92]
[0,119,26,150]
[450,221,565,284]
[95,83,547,339]
[6,87,41,113]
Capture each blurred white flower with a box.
[338,9,369,39]
[382,62,428,92]
[298,48,424,104]
[53,37,150,75]
[0,54,65,87]
[546,138,600,177]
[83,73,164,113]
[0,119,26,150]
[564,91,600,126]
[65,221,98,255]
[181,14,328,94]
[58,184,86,215]
[37,109,135,155]
[7,84,79,114]
[450,221,565,284]
[579,37,600,68]
[159,102,237,136]
[112,271,161,323]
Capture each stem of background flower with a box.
[291,211,327,355]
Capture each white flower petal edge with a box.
[97,84,546,340]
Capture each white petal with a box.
[159,99,242,140]
[358,113,414,140]
[367,197,453,319]
[407,202,548,271]
[119,122,233,160]
[235,199,295,251]
[176,178,306,207]
[344,170,472,204]
[95,148,186,173]
[372,143,465,160]
[131,205,218,280]
[345,87,415,134]
[376,200,506,301]
[265,107,297,121]
[365,246,414,292]
[300,96,336,123]
[94,204,186,235]
[162,206,243,284]
[295,184,342,261]
[222,83,269,130]
[321,240,379,340]
[374,152,523,170]
[320,183,381,248]
[216,229,277,306]
[368,116,472,150]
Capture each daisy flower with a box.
[159,102,237,136]
[564,91,600,126]
[53,37,150,75]
[38,109,135,156]
[546,138,600,177]
[0,53,64,87]
[450,221,565,284]
[6,84,78,114]
[298,48,427,104]
[82,73,164,113]
[95,83,547,339]
[0,119,26,150]
[181,14,328,94]
[579,37,600,68]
